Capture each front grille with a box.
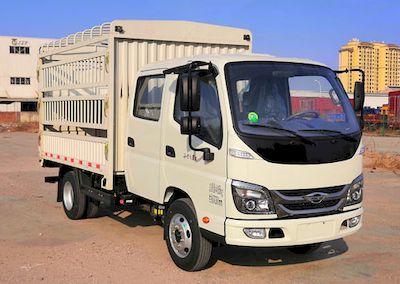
[278,185,344,197]
[270,185,349,218]
[284,199,340,210]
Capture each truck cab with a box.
[125,54,364,268]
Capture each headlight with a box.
[232,180,275,214]
[346,174,363,206]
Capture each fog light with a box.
[348,215,361,228]
[243,228,266,239]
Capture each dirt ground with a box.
[0,122,38,133]
[363,135,400,154]
[0,132,399,283]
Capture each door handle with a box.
[127,137,135,147]
[166,145,175,158]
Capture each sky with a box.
[0,0,398,69]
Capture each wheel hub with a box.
[169,213,192,258]
[174,229,182,243]
[63,181,74,211]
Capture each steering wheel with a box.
[286,111,320,121]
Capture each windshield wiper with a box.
[298,129,358,142]
[243,123,316,145]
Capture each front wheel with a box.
[165,198,212,271]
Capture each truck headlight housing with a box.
[232,180,275,214]
[346,174,363,206]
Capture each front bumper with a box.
[225,207,363,247]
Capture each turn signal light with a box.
[202,217,210,224]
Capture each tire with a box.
[287,243,322,254]
[61,171,87,220]
[86,198,100,218]
[165,198,212,271]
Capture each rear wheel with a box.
[165,198,212,271]
[61,171,87,220]
[288,243,322,254]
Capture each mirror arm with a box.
[351,68,365,86]
[163,61,218,76]
[335,68,365,130]
[334,68,365,86]
[188,135,215,161]
[186,62,214,162]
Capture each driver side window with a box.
[174,72,223,149]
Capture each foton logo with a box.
[303,192,328,204]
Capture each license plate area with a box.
[297,220,334,241]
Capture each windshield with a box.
[225,62,360,138]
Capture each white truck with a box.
[39,20,365,271]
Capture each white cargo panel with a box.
[38,20,252,190]
[41,132,107,173]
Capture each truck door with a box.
[125,74,165,202]
[161,72,228,236]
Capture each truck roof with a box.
[39,20,252,55]
[141,53,328,73]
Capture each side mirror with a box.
[179,73,200,111]
[353,81,365,112]
[180,116,201,135]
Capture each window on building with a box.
[10,77,31,85]
[21,102,37,112]
[9,46,30,54]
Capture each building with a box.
[0,36,53,123]
[338,39,400,93]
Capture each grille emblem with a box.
[303,192,328,204]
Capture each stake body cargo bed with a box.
[38,20,252,190]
